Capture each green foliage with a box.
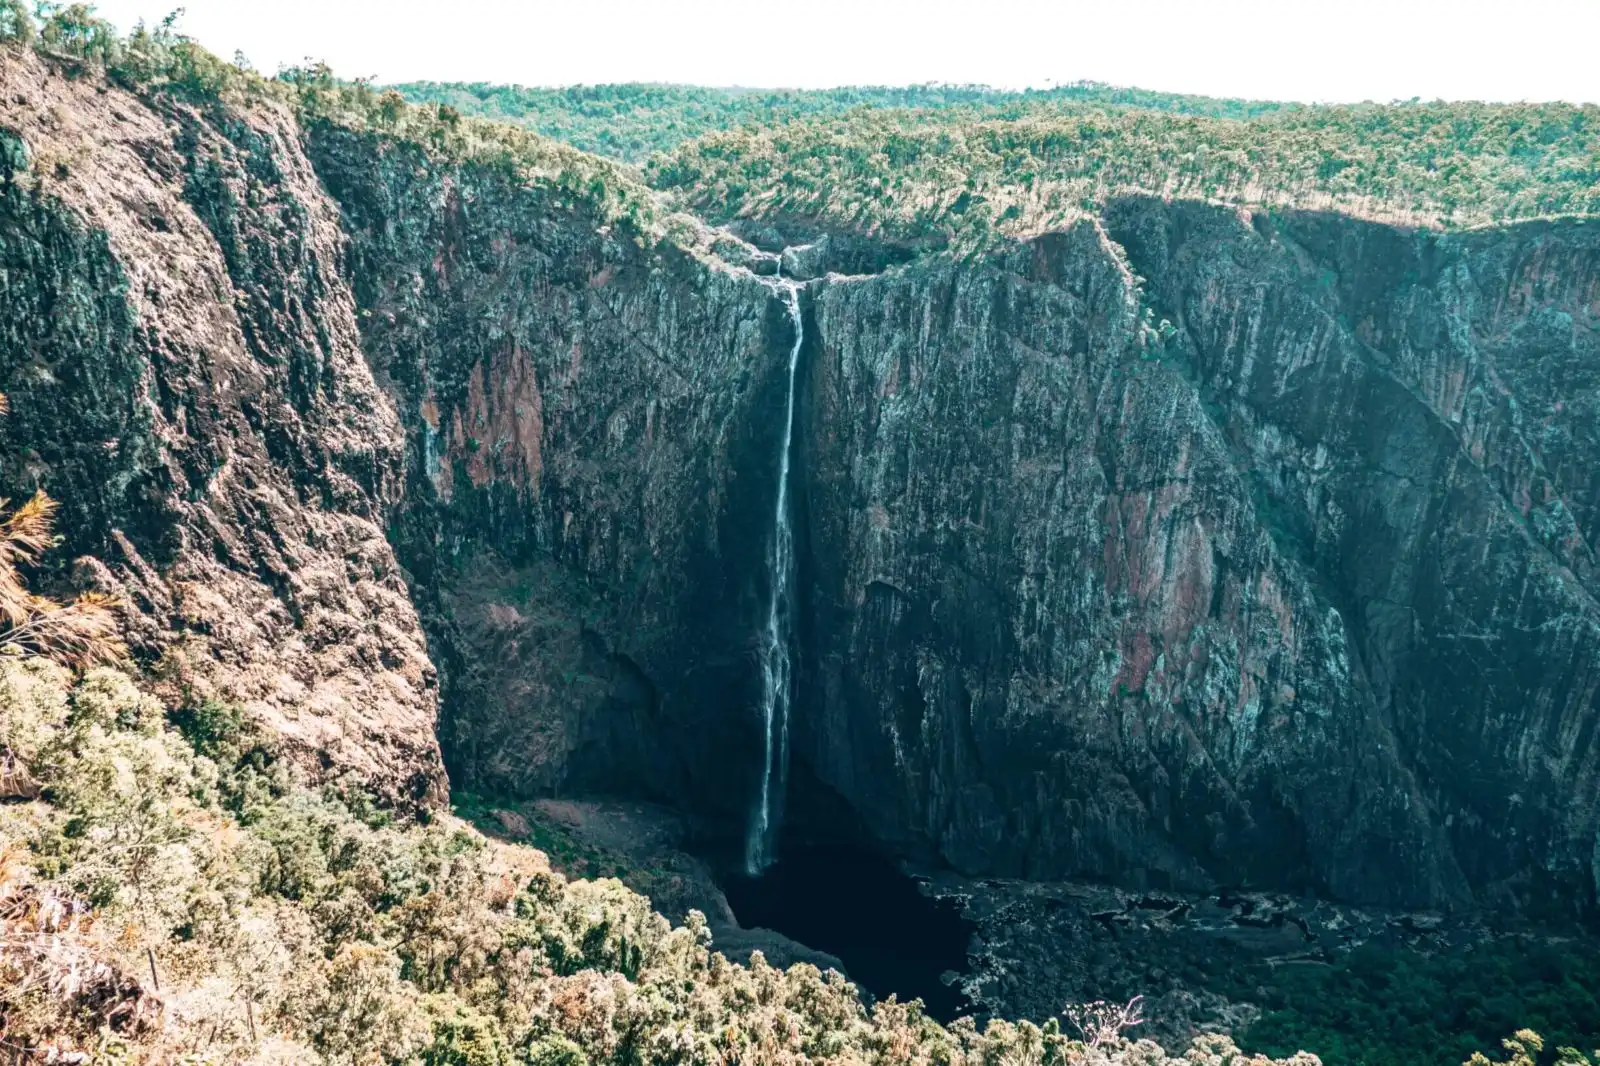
[167,694,246,761]
[649,99,1600,249]
[1239,942,1600,1066]
[521,1034,588,1066]
[278,64,664,239]
[388,80,1299,164]
[391,78,1600,251]
[0,0,33,45]
[0,655,1327,1064]
[3,17,1595,1066]
[17,7,1598,265]
[421,997,513,1066]
[1467,1030,1598,1066]
[13,2,269,103]
[451,793,627,880]
[34,2,117,65]
[6,7,666,244]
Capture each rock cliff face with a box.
[303,123,789,821]
[0,56,444,806]
[2,51,1595,919]
[799,200,1600,914]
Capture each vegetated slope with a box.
[388,80,1297,162]
[650,100,1600,247]
[1,654,1329,1065]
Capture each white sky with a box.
[86,0,1600,103]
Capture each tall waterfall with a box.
[747,277,803,874]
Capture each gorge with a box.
[0,32,1598,1063]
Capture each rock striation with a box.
[800,199,1599,915]
[303,122,792,822]
[0,55,443,806]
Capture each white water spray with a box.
[747,274,803,875]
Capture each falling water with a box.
[747,275,803,875]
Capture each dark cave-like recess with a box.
[716,764,976,1021]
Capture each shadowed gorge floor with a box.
[722,830,975,1020]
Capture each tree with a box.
[1063,996,1146,1048]
[1467,1031,1599,1066]
[0,0,33,45]
[33,2,118,65]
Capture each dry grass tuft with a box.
[0,492,124,670]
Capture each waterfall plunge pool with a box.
[721,829,976,1021]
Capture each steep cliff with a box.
[797,200,1600,914]
[0,49,801,832]
[0,54,444,806]
[303,121,791,824]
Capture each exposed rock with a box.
[798,202,1600,915]
[712,232,780,275]
[0,54,444,807]
[781,240,828,281]
[304,121,793,823]
[1,48,1595,932]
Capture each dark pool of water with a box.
[722,835,975,1020]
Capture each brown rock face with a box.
[0,56,444,806]
[303,124,792,821]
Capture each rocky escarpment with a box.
[0,50,815,841]
[798,199,1599,915]
[303,123,792,823]
[0,53,803,830]
[0,56,444,805]
[2,47,1596,928]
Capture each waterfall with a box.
[747,276,803,875]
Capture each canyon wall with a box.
[0,56,444,806]
[303,122,789,820]
[800,199,1600,913]
[0,55,794,824]
[2,51,1595,917]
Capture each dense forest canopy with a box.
[646,101,1600,248]
[395,80,1600,249]
[388,80,1301,162]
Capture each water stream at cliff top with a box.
[747,274,803,875]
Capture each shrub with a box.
[0,653,1335,1064]
[0,0,33,46]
